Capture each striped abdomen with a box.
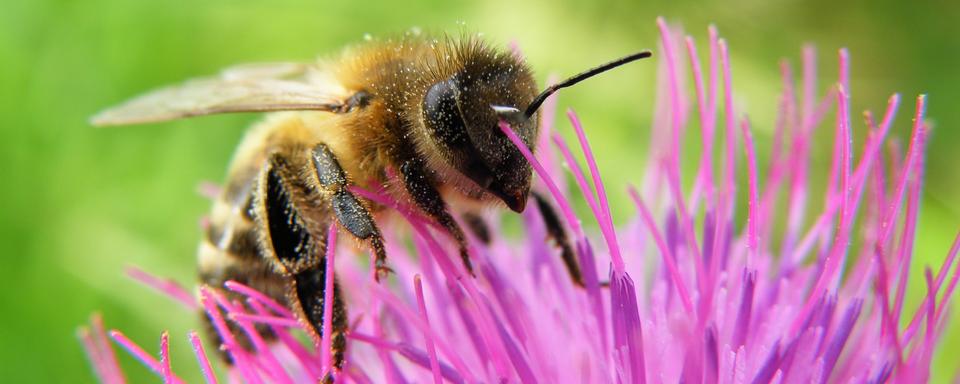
[197,164,288,358]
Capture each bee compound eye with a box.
[423,78,468,145]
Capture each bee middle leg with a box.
[311,144,389,278]
[398,158,474,274]
[532,192,584,286]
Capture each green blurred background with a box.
[2,0,958,382]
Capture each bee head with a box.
[417,40,651,213]
[421,56,538,212]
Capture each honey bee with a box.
[93,32,649,375]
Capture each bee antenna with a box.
[524,50,652,119]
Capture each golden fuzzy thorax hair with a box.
[330,34,539,209]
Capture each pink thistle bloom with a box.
[80,18,960,383]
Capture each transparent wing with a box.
[91,62,350,126]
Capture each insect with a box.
[92,32,650,376]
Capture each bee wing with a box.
[91,62,350,126]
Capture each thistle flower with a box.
[81,18,959,383]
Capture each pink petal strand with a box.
[189,331,219,384]
[125,266,197,310]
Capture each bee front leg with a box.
[398,158,474,275]
[311,144,389,280]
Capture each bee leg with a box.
[311,144,390,280]
[533,192,584,287]
[256,153,348,373]
[399,158,473,275]
[462,212,492,244]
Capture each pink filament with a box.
[108,330,184,384]
[498,120,584,239]
[567,110,625,272]
[189,331,219,384]
[627,186,694,313]
[199,287,263,384]
[740,118,761,269]
[125,266,198,310]
[320,223,337,378]
[90,314,125,384]
[159,332,173,384]
[414,275,443,384]
[224,280,295,318]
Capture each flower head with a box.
[81,18,959,383]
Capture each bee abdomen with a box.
[198,188,289,363]
[204,215,261,262]
[199,181,286,284]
